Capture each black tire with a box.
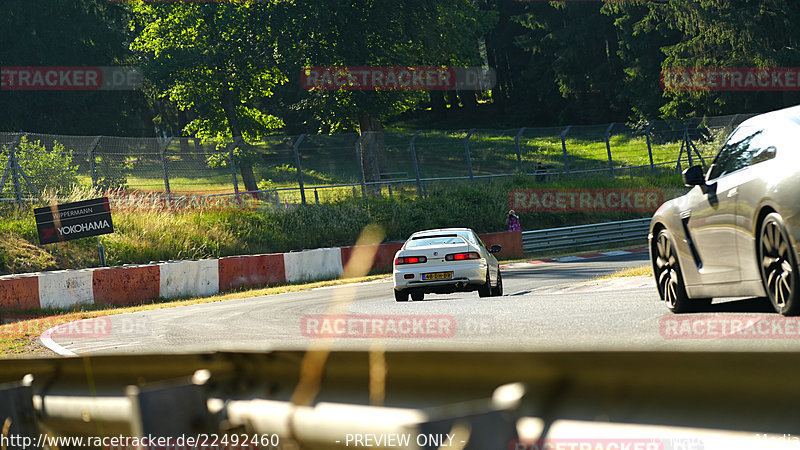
[478,272,491,298]
[491,271,503,297]
[411,291,424,301]
[394,290,409,302]
[759,213,800,315]
[653,228,710,313]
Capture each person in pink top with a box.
[507,209,521,231]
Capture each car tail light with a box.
[395,256,427,265]
[445,252,480,261]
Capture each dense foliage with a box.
[3,0,799,137]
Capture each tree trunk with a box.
[430,91,448,120]
[461,91,478,111]
[445,90,460,109]
[220,86,259,192]
[357,114,386,194]
[238,160,259,194]
[178,109,190,154]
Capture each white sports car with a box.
[392,228,503,302]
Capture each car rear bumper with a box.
[393,263,487,292]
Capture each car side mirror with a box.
[490,245,502,253]
[682,165,706,187]
[682,165,711,194]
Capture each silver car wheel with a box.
[655,232,680,309]
[759,214,798,314]
[652,229,710,313]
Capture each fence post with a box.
[409,130,423,197]
[675,130,686,174]
[645,122,655,173]
[464,129,475,186]
[560,126,572,175]
[514,127,526,173]
[605,122,615,177]
[87,136,102,188]
[0,134,22,201]
[10,146,22,205]
[228,137,241,200]
[159,138,173,198]
[686,130,706,169]
[354,133,366,197]
[13,154,44,204]
[727,114,741,134]
[293,134,307,205]
[684,127,693,166]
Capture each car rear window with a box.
[406,235,468,248]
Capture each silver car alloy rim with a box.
[655,233,680,308]
[761,220,794,309]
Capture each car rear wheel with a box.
[653,229,709,313]
[759,213,800,315]
[411,291,424,301]
[394,290,409,302]
[478,272,491,298]
[491,271,503,297]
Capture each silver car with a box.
[649,105,800,315]
[392,228,503,302]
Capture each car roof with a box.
[409,228,474,239]
[409,228,474,238]
[739,105,800,129]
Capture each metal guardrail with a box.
[522,218,652,253]
[3,350,800,447]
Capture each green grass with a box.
[0,175,687,275]
[59,129,720,196]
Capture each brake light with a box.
[445,252,480,261]
[395,256,427,265]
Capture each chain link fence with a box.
[0,113,756,210]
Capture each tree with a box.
[0,0,152,135]
[129,2,285,192]
[605,0,800,119]
[268,0,495,184]
[511,2,629,124]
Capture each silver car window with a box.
[462,232,480,245]
[707,127,763,180]
[406,236,468,248]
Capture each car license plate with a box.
[422,272,453,281]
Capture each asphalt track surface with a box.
[45,252,800,355]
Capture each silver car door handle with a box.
[727,187,738,198]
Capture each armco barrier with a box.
[0,230,523,312]
[522,218,651,253]
[218,254,285,291]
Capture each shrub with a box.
[0,137,79,197]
